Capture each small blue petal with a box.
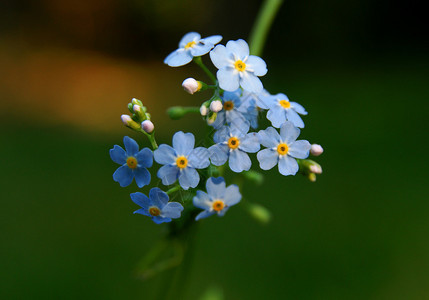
[217,68,240,92]
[225,39,249,59]
[136,148,153,168]
[179,32,201,48]
[202,35,222,45]
[190,44,214,56]
[258,127,280,148]
[208,144,229,166]
[173,131,195,156]
[224,185,241,206]
[149,188,169,208]
[278,155,299,176]
[123,136,139,156]
[178,167,200,190]
[229,150,251,173]
[162,202,184,219]
[113,165,134,187]
[246,55,267,76]
[152,216,172,224]
[290,101,307,115]
[288,140,311,159]
[206,177,226,199]
[267,105,286,128]
[210,44,230,69]
[257,148,279,170]
[279,121,300,144]
[286,109,305,128]
[110,145,126,165]
[164,49,193,67]
[157,165,178,186]
[154,144,176,165]
[240,72,263,94]
[213,127,230,144]
[188,147,210,169]
[239,132,260,153]
[130,192,151,209]
[193,190,211,210]
[195,210,215,221]
[133,208,151,217]
[134,167,151,188]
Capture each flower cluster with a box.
[109,32,324,225]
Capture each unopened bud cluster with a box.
[122,98,154,133]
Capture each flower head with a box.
[154,131,210,190]
[210,90,250,131]
[110,136,153,187]
[164,32,222,67]
[208,125,260,173]
[210,39,267,93]
[257,122,311,176]
[131,188,184,224]
[193,177,241,220]
[265,93,307,128]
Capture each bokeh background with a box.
[1,0,428,299]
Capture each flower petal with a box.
[217,68,240,92]
[279,121,300,144]
[134,167,151,188]
[246,55,267,76]
[123,136,139,156]
[267,106,286,128]
[226,39,249,59]
[239,132,260,153]
[213,126,230,144]
[149,188,169,208]
[288,140,311,159]
[188,147,210,169]
[130,192,151,208]
[195,210,215,221]
[202,35,222,45]
[224,185,241,206]
[113,165,134,187]
[193,190,211,210]
[208,144,229,166]
[240,72,263,94]
[229,150,251,173]
[157,165,178,186]
[133,208,150,217]
[173,131,195,156]
[206,177,226,199]
[154,144,176,165]
[257,148,279,170]
[286,109,305,128]
[258,127,280,148]
[136,148,153,168]
[210,44,231,69]
[152,216,172,224]
[162,202,184,219]
[164,49,193,67]
[290,101,307,115]
[178,167,200,190]
[110,145,126,165]
[278,155,299,176]
[190,44,214,56]
[179,32,201,48]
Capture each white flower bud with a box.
[182,78,201,94]
[310,144,324,156]
[210,100,223,112]
[141,120,154,133]
[310,165,322,174]
[200,104,208,116]
[121,114,132,126]
[133,104,141,113]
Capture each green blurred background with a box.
[1,0,428,299]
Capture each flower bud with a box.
[207,112,217,125]
[310,144,324,156]
[310,164,322,174]
[182,78,202,94]
[167,106,187,120]
[133,104,141,113]
[210,100,223,113]
[131,98,143,107]
[141,120,154,133]
[200,104,208,116]
[121,114,141,130]
[246,203,271,225]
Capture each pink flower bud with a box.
[141,120,154,133]
[210,100,223,112]
[182,78,201,94]
[310,165,322,174]
[310,144,324,156]
[133,104,141,113]
[200,104,208,116]
[121,114,132,126]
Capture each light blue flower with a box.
[154,131,210,190]
[193,177,241,221]
[211,90,250,131]
[265,93,307,128]
[131,188,184,224]
[210,39,267,93]
[164,32,222,67]
[257,122,311,176]
[208,125,260,173]
[110,136,153,188]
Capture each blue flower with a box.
[210,39,267,93]
[208,125,260,173]
[131,188,184,224]
[110,136,153,188]
[265,93,307,128]
[164,32,222,67]
[211,90,250,131]
[257,122,311,176]
[154,131,210,190]
[193,177,241,221]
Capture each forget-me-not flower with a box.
[210,90,249,131]
[208,125,260,173]
[257,122,311,176]
[110,136,153,188]
[164,32,222,67]
[154,131,210,190]
[265,93,307,128]
[193,177,241,221]
[210,39,267,93]
[131,188,184,224]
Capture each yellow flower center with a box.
[228,137,240,150]
[176,156,188,169]
[277,143,289,155]
[185,41,196,49]
[126,157,138,169]
[279,100,291,109]
[212,200,225,212]
[223,101,234,111]
[149,206,161,216]
[234,60,246,72]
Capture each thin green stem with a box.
[193,57,217,84]
[166,185,181,195]
[142,130,158,149]
[248,0,284,56]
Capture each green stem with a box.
[142,131,158,149]
[248,0,284,56]
[166,185,181,195]
[193,57,217,84]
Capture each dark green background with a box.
[1,0,428,299]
